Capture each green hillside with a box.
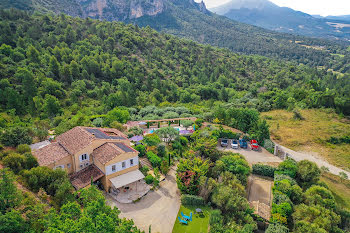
[2,0,350,74]
[0,9,349,123]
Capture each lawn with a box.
[261,109,350,171]
[321,172,350,210]
[172,205,212,233]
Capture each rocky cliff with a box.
[10,0,207,21]
[76,0,165,21]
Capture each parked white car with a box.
[221,139,228,147]
[231,139,239,149]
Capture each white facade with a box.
[105,156,139,175]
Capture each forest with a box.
[2,0,350,75]
[0,8,350,141]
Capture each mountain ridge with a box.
[210,0,350,41]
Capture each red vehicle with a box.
[250,140,259,151]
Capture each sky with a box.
[198,0,350,16]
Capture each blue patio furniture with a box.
[181,212,190,221]
[189,212,193,221]
[178,217,188,225]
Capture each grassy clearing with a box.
[321,172,350,210]
[331,53,345,58]
[172,205,212,233]
[261,109,350,171]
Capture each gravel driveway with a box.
[105,167,181,233]
[277,144,350,178]
[218,145,282,165]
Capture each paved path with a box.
[105,167,181,233]
[277,144,350,178]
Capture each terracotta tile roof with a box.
[33,142,70,166]
[92,142,136,165]
[33,126,129,167]
[70,164,105,190]
[92,142,123,165]
[56,127,127,155]
[56,127,95,155]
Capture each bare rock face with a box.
[129,0,164,19]
[26,0,206,21]
[197,0,208,14]
[73,0,164,21]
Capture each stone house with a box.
[33,126,144,192]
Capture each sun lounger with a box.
[178,216,188,224]
[181,212,190,220]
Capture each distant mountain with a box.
[1,0,349,69]
[210,0,350,41]
[326,15,350,21]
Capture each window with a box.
[130,159,134,166]
[81,154,88,161]
[112,165,116,172]
[67,163,71,168]
[122,162,126,168]
[54,165,64,170]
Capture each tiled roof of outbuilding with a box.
[70,164,105,189]
[33,142,70,166]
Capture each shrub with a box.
[143,134,161,147]
[181,194,205,206]
[195,118,204,128]
[134,144,146,157]
[214,154,250,185]
[2,152,38,173]
[128,126,143,137]
[266,223,289,233]
[273,179,294,197]
[23,152,39,170]
[160,160,169,174]
[296,160,321,188]
[104,107,130,126]
[272,192,292,205]
[147,151,162,167]
[277,158,298,178]
[274,174,297,186]
[272,202,293,219]
[110,121,126,131]
[0,144,4,151]
[157,144,167,157]
[140,166,149,176]
[145,174,154,184]
[327,135,350,145]
[92,118,103,127]
[16,144,31,154]
[293,109,304,120]
[3,153,26,173]
[252,164,276,177]
[209,209,223,225]
[21,166,71,197]
[0,126,32,147]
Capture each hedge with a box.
[181,194,205,206]
[147,151,161,167]
[252,164,276,178]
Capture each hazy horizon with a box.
[196,0,350,17]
